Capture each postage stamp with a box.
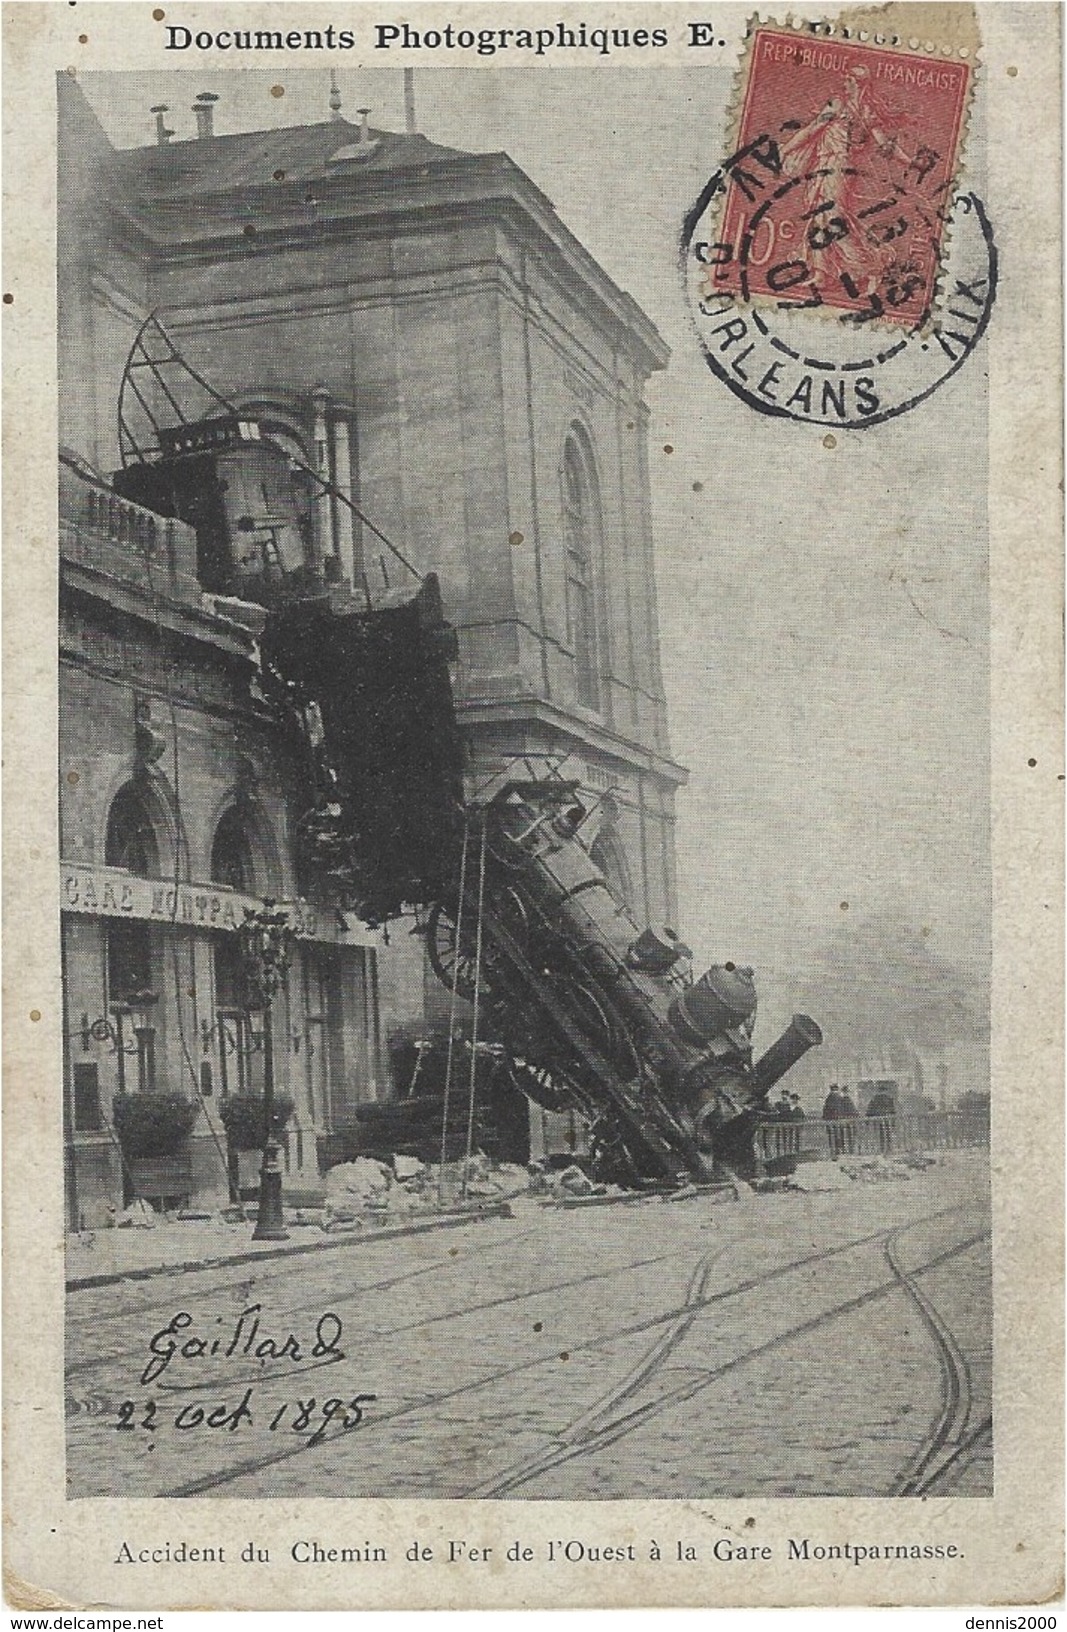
[682,17,994,428]
[713,23,974,326]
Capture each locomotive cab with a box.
[113,416,311,603]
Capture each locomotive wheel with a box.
[570,979,640,1080]
[505,1055,582,1114]
[426,900,479,1002]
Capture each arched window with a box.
[211,805,255,894]
[104,783,159,1084]
[562,433,600,710]
[105,781,160,878]
[211,806,254,1030]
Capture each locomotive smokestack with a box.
[752,1014,823,1094]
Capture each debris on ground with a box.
[556,1164,602,1198]
[781,1152,944,1191]
[116,1198,157,1228]
[319,1151,534,1226]
[323,1156,393,1223]
[787,1160,861,1193]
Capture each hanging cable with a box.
[437,816,471,1207]
[461,816,489,1200]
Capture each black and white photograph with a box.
[3,0,1061,1612]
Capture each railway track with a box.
[888,1229,993,1496]
[467,1214,991,1498]
[66,1229,708,1382]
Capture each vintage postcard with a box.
[2,0,1062,1613]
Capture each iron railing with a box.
[756,1110,989,1163]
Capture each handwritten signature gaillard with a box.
[140,1305,344,1386]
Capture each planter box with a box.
[236,1147,262,1198]
[128,1154,193,1210]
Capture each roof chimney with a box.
[193,92,219,140]
[357,107,372,144]
[150,104,174,147]
[404,69,417,135]
[329,69,343,122]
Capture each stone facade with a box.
[58,78,685,1221]
[59,455,386,1227]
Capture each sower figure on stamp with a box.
[777,64,930,303]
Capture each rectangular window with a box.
[106,921,153,1007]
[73,1063,102,1131]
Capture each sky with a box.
[79,64,991,1065]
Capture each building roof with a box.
[110,119,471,197]
[80,87,667,369]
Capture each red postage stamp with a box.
[710,24,973,326]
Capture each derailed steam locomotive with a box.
[257,580,823,1187]
[112,326,821,1185]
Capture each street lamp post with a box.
[236,902,295,1242]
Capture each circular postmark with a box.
[682,148,997,429]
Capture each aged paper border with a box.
[3,0,1062,1610]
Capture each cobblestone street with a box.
[66,1151,991,1501]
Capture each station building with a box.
[58,74,686,1224]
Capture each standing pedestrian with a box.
[774,1089,793,1158]
[788,1093,806,1155]
[839,1086,859,1154]
[866,1081,897,1152]
[822,1084,844,1157]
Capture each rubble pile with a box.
[321,1152,530,1227]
